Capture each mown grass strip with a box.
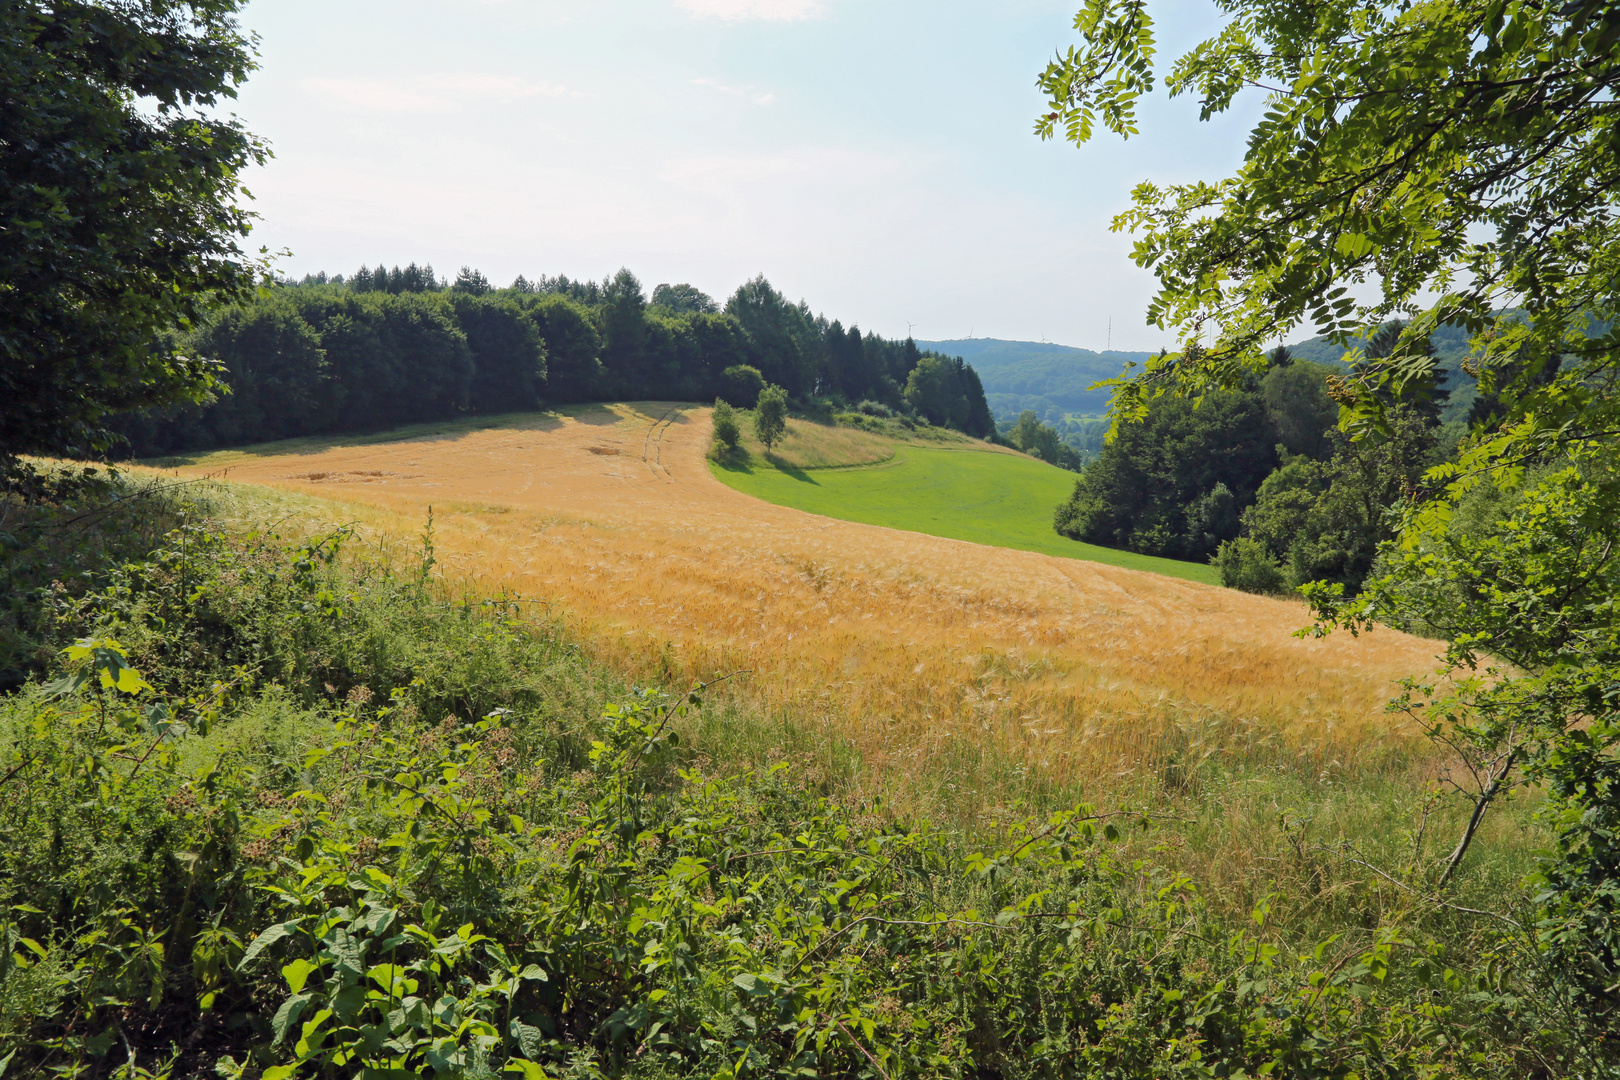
[710,442,1219,585]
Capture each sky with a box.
[231,0,1261,352]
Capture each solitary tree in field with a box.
[753,384,788,454]
[1,0,268,466]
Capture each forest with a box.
[1051,328,1487,589]
[110,267,994,457]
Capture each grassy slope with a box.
[712,418,1220,585]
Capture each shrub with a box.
[854,399,894,418]
[718,364,765,409]
[710,398,740,452]
[1212,536,1288,594]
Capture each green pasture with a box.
[711,443,1220,585]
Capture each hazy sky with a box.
[233,0,1259,351]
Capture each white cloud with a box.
[691,76,775,106]
[658,145,904,195]
[675,0,825,21]
[300,74,580,114]
[425,74,576,99]
[300,78,449,114]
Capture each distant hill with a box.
[918,339,1155,421]
[1285,326,1478,423]
[928,331,1483,425]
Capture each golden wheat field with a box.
[158,403,1443,808]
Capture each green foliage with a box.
[112,291,487,455]
[718,365,766,410]
[518,294,606,405]
[1052,386,1277,561]
[108,270,995,456]
[1261,362,1338,460]
[1007,411,1084,471]
[714,441,1217,583]
[1039,0,1619,453]
[1239,412,1443,594]
[902,356,996,438]
[344,263,444,294]
[649,283,718,316]
[452,294,547,415]
[0,474,1610,1075]
[752,385,788,454]
[724,276,818,396]
[710,400,741,454]
[1308,451,1620,1045]
[0,0,268,462]
[1210,537,1286,596]
[1041,2,1620,1051]
[0,466,196,692]
[452,266,493,296]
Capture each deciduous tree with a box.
[1,0,268,463]
[1042,0,1620,1028]
[753,384,788,454]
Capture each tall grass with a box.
[133,407,1535,928]
[114,472,1538,944]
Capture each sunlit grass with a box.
[131,405,1472,889]
[711,419,1217,584]
[112,439,1538,936]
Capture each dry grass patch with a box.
[731,416,899,469]
[149,402,1445,819]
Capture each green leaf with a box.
[271,994,311,1047]
[42,671,91,699]
[509,1019,545,1060]
[1333,232,1375,257]
[282,957,319,995]
[240,921,303,968]
[113,664,152,696]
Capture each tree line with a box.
[1053,327,1462,591]
[111,267,993,456]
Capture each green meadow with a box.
[710,438,1219,585]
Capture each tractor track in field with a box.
[641,405,683,484]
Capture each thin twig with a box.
[0,755,37,789]
[832,1017,891,1080]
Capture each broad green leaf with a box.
[240,921,303,969]
[281,957,319,995]
[271,994,311,1047]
